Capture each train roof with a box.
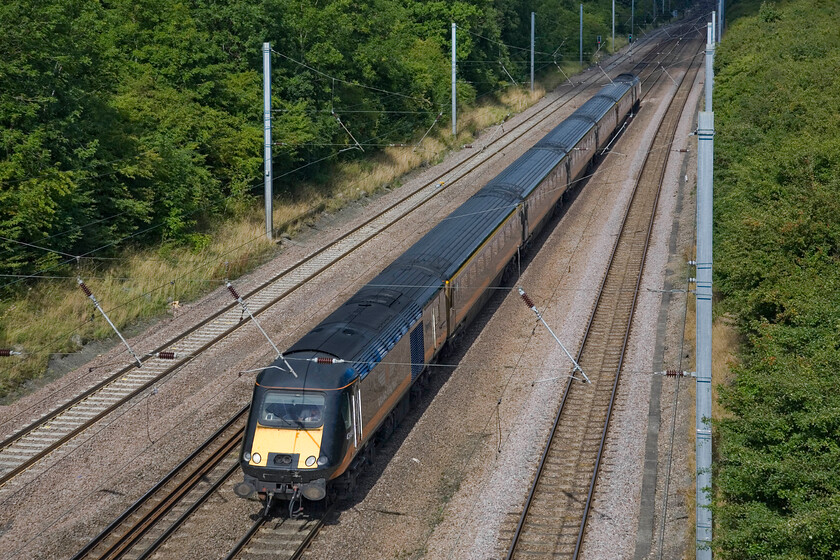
[259,75,637,390]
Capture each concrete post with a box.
[705,22,714,111]
[262,42,273,240]
[695,111,714,560]
[579,4,583,67]
[612,0,615,53]
[452,23,457,136]
[530,12,535,92]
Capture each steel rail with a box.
[223,517,267,560]
[70,407,248,560]
[505,41,672,560]
[223,506,330,560]
[574,41,704,560]
[506,27,702,560]
[62,30,679,560]
[133,461,241,560]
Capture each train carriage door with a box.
[436,291,447,349]
[350,382,363,447]
[409,324,424,381]
[445,280,453,341]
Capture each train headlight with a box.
[305,455,317,467]
[252,453,262,465]
[317,456,329,466]
[242,452,251,462]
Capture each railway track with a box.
[223,510,327,560]
[504,29,704,560]
[0,35,664,496]
[69,408,248,560]
[52,35,695,560]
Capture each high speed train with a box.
[234,74,640,509]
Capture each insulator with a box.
[226,282,241,300]
[316,357,334,364]
[520,291,535,309]
[157,351,177,360]
[78,279,93,297]
[0,349,13,357]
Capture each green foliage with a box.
[713,1,840,558]
[2,0,662,292]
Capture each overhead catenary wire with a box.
[3,348,252,560]
[459,26,559,57]
[0,212,278,393]
[4,34,683,373]
[0,26,672,434]
[0,175,266,292]
[2,29,637,271]
[3,121,688,364]
[270,48,434,108]
[0,210,133,257]
[3,110,684,350]
[0,97,450,353]
[271,109,438,115]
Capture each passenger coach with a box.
[235,74,641,510]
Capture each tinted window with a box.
[260,391,325,429]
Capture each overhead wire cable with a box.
[270,48,433,107]
[460,27,555,56]
[0,175,265,292]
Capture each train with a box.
[234,74,641,511]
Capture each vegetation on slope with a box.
[712,1,840,558]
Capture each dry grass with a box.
[711,315,740,420]
[0,70,566,400]
[0,214,277,399]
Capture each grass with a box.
[0,71,564,401]
[711,315,739,421]
[0,211,277,400]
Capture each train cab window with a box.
[260,391,325,429]
[341,393,352,431]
